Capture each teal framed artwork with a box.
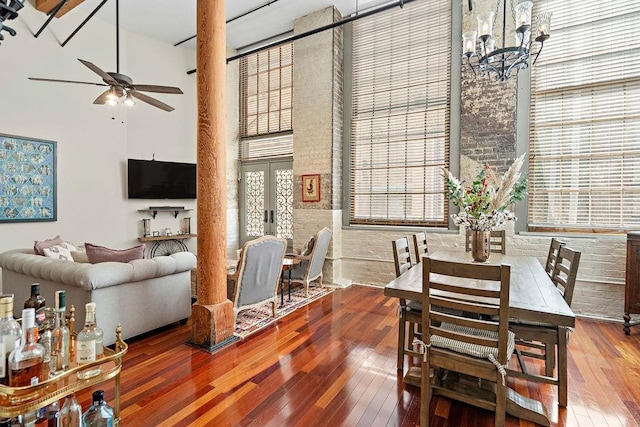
[0,133,57,222]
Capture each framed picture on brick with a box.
[302,174,320,202]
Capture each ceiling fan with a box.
[28,0,183,112]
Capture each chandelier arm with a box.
[532,42,544,65]
[466,55,478,77]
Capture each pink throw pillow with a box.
[34,235,63,256]
[85,243,145,264]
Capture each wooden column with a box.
[191,0,234,347]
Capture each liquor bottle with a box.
[50,291,70,375]
[57,393,82,427]
[24,284,46,331]
[76,303,104,379]
[8,308,45,387]
[81,390,113,427]
[34,407,47,427]
[0,296,22,386]
[45,400,59,427]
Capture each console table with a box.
[138,234,197,257]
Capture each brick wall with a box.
[282,4,631,322]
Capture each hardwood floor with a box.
[75,285,640,426]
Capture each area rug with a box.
[234,286,334,339]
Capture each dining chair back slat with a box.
[465,229,507,254]
[545,238,566,278]
[552,246,581,306]
[412,231,429,262]
[392,237,413,277]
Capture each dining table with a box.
[384,250,575,426]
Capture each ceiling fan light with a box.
[106,98,118,107]
[124,94,135,107]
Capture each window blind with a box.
[529,1,640,231]
[350,0,451,226]
[240,42,293,160]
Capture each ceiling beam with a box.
[35,0,86,18]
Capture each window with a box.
[529,1,640,231]
[349,0,451,226]
[239,42,293,160]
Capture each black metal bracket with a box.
[186,0,421,75]
[34,0,68,38]
[174,0,281,48]
[61,0,109,47]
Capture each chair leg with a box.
[397,307,406,370]
[544,340,555,377]
[420,350,431,427]
[408,324,415,360]
[495,379,507,427]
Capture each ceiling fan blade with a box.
[93,89,113,105]
[131,84,183,94]
[78,58,119,85]
[129,90,175,112]
[28,77,108,87]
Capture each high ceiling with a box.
[76,0,392,51]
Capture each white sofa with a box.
[0,249,196,345]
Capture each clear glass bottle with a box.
[38,309,55,372]
[50,291,70,375]
[8,308,45,387]
[57,393,82,427]
[81,390,113,427]
[23,284,46,331]
[76,303,103,379]
[0,296,22,386]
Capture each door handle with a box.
[270,210,274,224]
[264,210,268,223]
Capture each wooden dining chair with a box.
[510,245,581,407]
[392,237,422,373]
[420,257,513,427]
[412,231,429,262]
[465,229,507,254]
[544,238,565,278]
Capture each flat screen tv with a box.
[127,159,196,199]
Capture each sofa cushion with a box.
[71,250,89,263]
[43,244,73,261]
[34,235,63,256]
[85,243,145,264]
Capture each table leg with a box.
[280,270,285,307]
[558,326,568,407]
[288,269,293,302]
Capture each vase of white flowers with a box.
[443,154,528,261]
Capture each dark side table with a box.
[281,257,301,307]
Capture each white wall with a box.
[0,4,201,286]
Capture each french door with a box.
[239,160,293,246]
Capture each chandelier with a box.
[462,0,551,81]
